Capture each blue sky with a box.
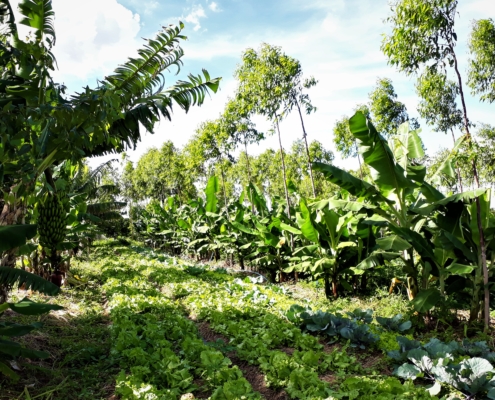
[12,0,495,170]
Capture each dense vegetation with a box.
[1,0,495,398]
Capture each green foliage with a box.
[382,0,459,74]
[0,297,63,381]
[234,43,301,121]
[333,376,437,399]
[468,18,495,103]
[0,0,220,284]
[415,68,462,134]
[0,224,37,252]
[376,314,412,332]
[0,267,60,295]
[346,308,374,324]
[286,305,378,349]
[368,78,417,137]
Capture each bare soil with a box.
[195,321,289,400]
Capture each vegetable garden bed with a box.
[2,241,495,399]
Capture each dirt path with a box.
[196,321,289,400]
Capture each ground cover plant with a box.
[1,0,495,398]
[4,240,494,398]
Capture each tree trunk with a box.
[470,255,482,321]
[238,253,245,270]
[245,140,255,214]
[244,140,252,184]
[356,144,364,180]
[275,119,291,218]
[360,273,367,293]
[324,272,332,299]
[219,159,228,210]
[452,50,490,331]
[0,199,26,303]
[331,280,338,299]
[295,102,316,197]
[450,129,463,192]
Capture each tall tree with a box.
[468,18,495,103]
[234,43,301,215]
[368,78,418,136]
[129,142,197,204]
[191,119,233,207]
[222,99,264,185]
[285,76,319,197]
[415,68,464,190]
[382,0,490,329]
[333,104,370,179]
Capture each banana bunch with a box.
[38,192,67,250]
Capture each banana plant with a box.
[227,186,299,281]
[417,189,495,320]
[286,197,363,299]
[313,112,485,309]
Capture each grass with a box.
[0,257,119,400]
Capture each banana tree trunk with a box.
[324,272,332,299]
[238,252,245,270]
[360,273,367,293]
[470,257,482,321]
[0,199,26,303]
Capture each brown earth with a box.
[195,321,289,400]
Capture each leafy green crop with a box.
[376,314,412,332]
[392,336,495,398]
[286,305,378,349]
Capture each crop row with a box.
[94,244,495,399]
[99,252,262,399]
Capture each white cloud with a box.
[11,0,143,86]
[185,5,207,31]
[166,0,491,165]
[209,2,221,12]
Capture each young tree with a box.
[368,78,418,137]
[468,18,495,103]
[222,99,264,185]
[382,0,490,328]
[235,43,305,214]
[415,68,464,190]
[285,76,319,197]
[333,104,370,179]
[192,119,233,207]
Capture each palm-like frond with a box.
[61,23,220,158]
[93,184,119,198]
[18,0,55,44]
[104,23,186,99]
[164,69,221,112]
[87,69,220,156]
[0,267,60,295]
[75,159,116,194]
[0,0,17,38]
